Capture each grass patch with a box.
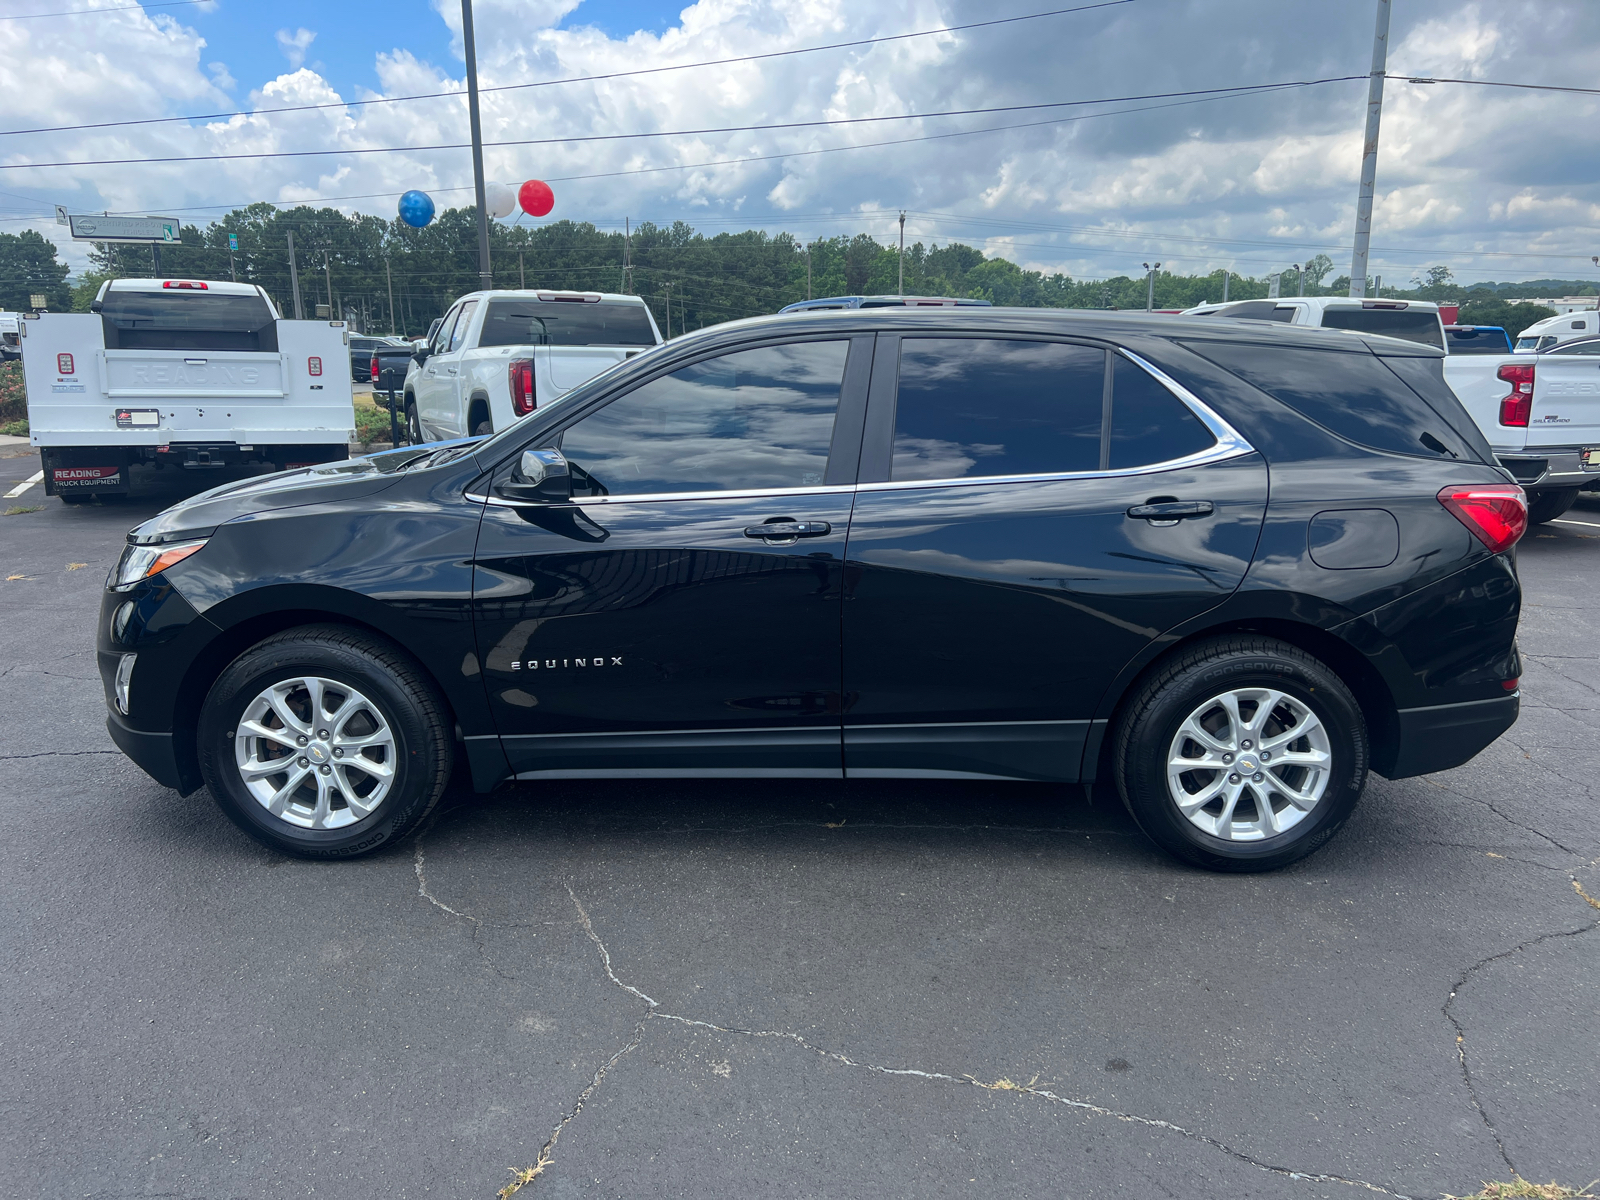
[498,1149,554,1198]
[1447,1182,1598,1199]
[1,419,27,436]
[4,504,42,515]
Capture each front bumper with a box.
[1380,693,1520,779]
[105,711,200,793]
[1497,448,1599,489]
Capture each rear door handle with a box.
[1127,501,1214,523]
[744,521,832,539]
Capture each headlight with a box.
[114,539,208,587]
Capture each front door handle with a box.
[744,521,832,539]
[1127,500,1214,525]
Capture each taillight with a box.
[509,358,535,415]
[1497,362,1534,426]
[1437,484,1527,554]
[370,354,380,383]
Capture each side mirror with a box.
[412,346,432,365]
[495,448,571,503]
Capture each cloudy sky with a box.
[2,0,1597,287]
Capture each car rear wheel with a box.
[198,625,452,858]
[1526,487,1579,525]
[472,418,492,437]
[1113,636,1368,872]
[406,399,423,445]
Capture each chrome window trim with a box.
[468,345,1256,506]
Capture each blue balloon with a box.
[398,189,435,228]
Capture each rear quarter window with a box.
[1318,308,1444,350]
[1184,341,1482,462]
[1445,327,1512,355]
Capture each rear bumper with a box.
[1379,693,1519,780]
[1497,448,1598,489]
[106,711,201,794]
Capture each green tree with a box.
[1454,298,1557,337]
[0,230,71,311]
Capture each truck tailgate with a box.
[1527,357,1600,450]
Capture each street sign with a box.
[55,206,68,226]
[228,234,238,251]
[66,214,180,243]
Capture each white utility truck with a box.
[1181,296,1600,523]
[20,278,354,503]
[403,289,660,443]
[1512,307,1600,353]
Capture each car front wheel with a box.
[1113,636,1368,872]
[198,625,452,858]
[406,399,423,445]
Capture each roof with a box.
[454,289,648,305]
[105,278,266,296]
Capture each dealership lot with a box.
[2,450,1596,1198]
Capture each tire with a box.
[1113,636,1369,873]
[472,418,492,438]
[406,398,423,446]
[58,493,91,505]
[1526,487,1579,525]
[197,625,452,858]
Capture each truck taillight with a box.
[1497,362,1534,426]
[161,280,208,289]
[509,358,535,415]
[1437,484,1527,554]
[370,355,380,383]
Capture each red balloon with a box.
[518,179,554,217]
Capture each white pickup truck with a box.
[20,278,354,503]
[1182,296,1600,522]
[403,289,660,443]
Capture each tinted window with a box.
[1547,338,1600,356]
[480,300,656,347]
[1445,326,1512,355]
[99,289,276,352]
[557,341,848,496]
[1376,356,1492,464]
[1108,356,1215,468]
[432,306,461,354]
[892,339,1104,480]
[1187,342,1479,461]
[1318,308,1445,350]
[448,300,478,352]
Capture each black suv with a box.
[99,310,1526,871]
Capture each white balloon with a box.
[484,182,517,219]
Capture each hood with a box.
[130,438,484,543]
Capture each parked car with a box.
[1444,325,1512,355]
[1184,298,1600,523]
[366,340,415,399]
[0,310,20,361]
[403,290,660,443]
[349,335,409,382]
[1513,308,1600,353]
[99,309,1524,872]
[780,295,994,313]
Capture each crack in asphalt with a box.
[1441,878,1600,1179]
[0,750,120,760]
[1428,773,1586,858]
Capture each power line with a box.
[0,77,1369,170]
[0,1,1135,138]
[0,0,209,20]
[1391,73,1600,97]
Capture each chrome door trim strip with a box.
[1116,348,1255,456]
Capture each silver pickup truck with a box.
[403,290,661,443]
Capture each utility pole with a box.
[898,211,906,296]
[1294,263,1304,297]
[229,250,236,282]
[152,243,161,276]
[1143,262,1161,311]
[1348,0,1391,298]
[1221,271,1230,303]
[806,243,812,300]
[1374,274,1382,297]
[622,218,632,293]
[519,251,525,288]
[287,231,304,319]
[461,0,493,291]
[662,282,673,338]
[323,250,334,317]
[385,258,396,334]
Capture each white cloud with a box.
[275,28,317,70]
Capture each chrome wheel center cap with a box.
[1237,756,1259,773]
[306,742,331,765]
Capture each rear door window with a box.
[99,289,277,352]
[891,338,1104,480]
[1318,308,1445,350]
[479,300,656,347]
[1107,356,1216,469]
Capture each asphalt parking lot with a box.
[3,449,1596,1200]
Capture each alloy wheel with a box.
[1166,686,1332,841]
[233,676,396,829]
